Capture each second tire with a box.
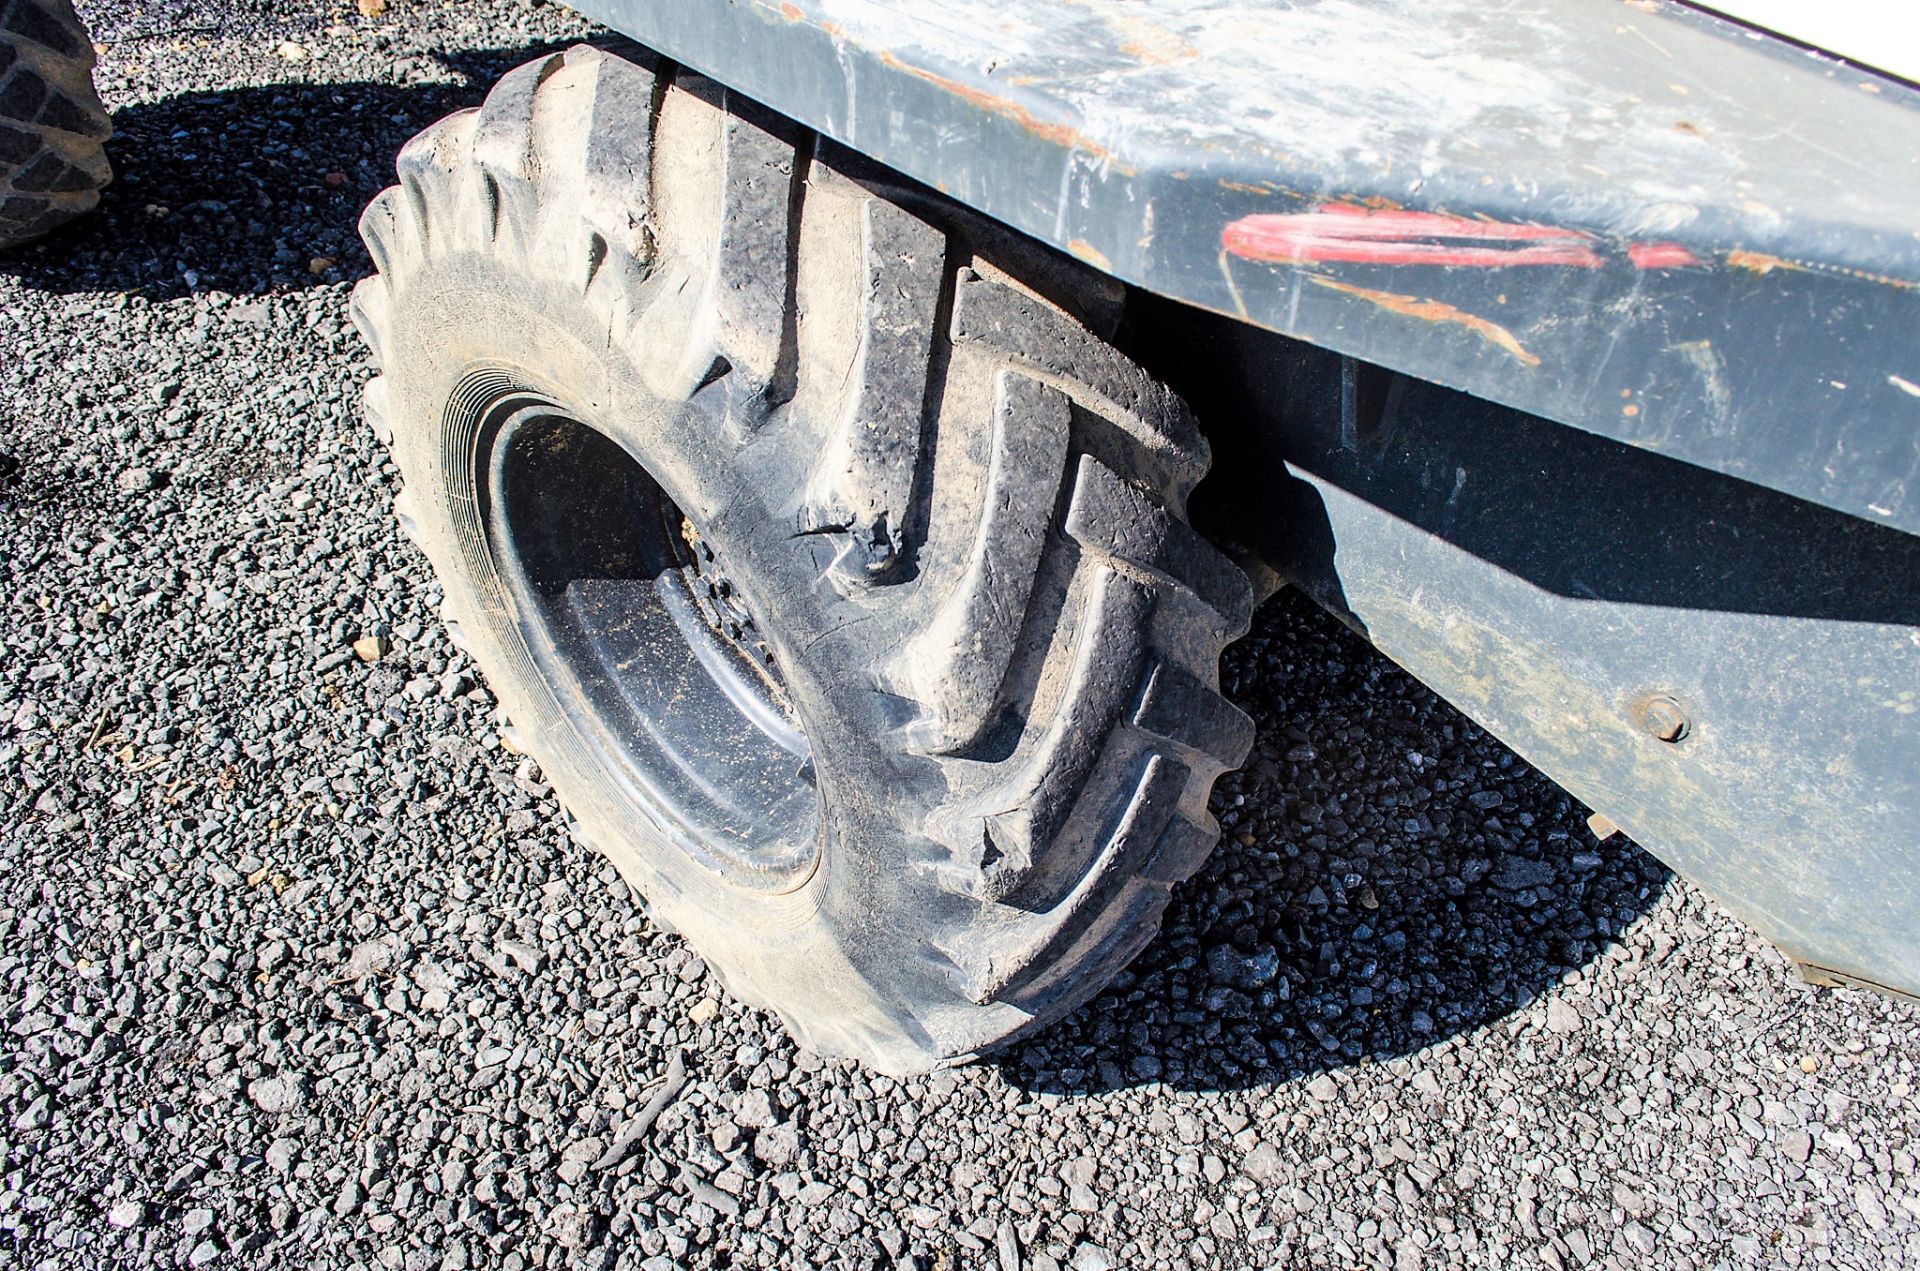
[0,0,110,248]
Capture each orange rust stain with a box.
[1311,278,1541,368]
[1217,179,1271,197]
[1068,239,1111,271]
[1118,34,1194,63]
[1727,249,1808,277]
[1726,249,1916,291]
[818,19,842,36]
[1108,14,1197,65]
[779,1,803,19]
[878,50,1116,164]
[1349,194,1406,211]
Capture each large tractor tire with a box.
[352,44,1254,1072]
[0,0,110,248]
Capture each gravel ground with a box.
[3,2,1918,1268]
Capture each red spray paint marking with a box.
[1626,241,1702,269]
[1223,205,1701,270]
[1224,206,1605,268]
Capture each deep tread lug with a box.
[1065,453,1254,638]
[800,192,946,584]
[890,371,1071,754]
[927,570,1151,904]
[950,272,1209,505]
[1131,658,1256,774]
[935,753,1186,1004]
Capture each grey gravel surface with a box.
[4,2,1919,1268]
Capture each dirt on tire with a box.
[352,43,1254,1072]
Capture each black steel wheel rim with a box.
[470,384,820,892]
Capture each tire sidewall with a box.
[372,254,966,1065]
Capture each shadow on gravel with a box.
[1,43,573,298]
[999,588,1673,1096]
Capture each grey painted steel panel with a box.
[1141,297,1920,1001]
[571,0,1920,537]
